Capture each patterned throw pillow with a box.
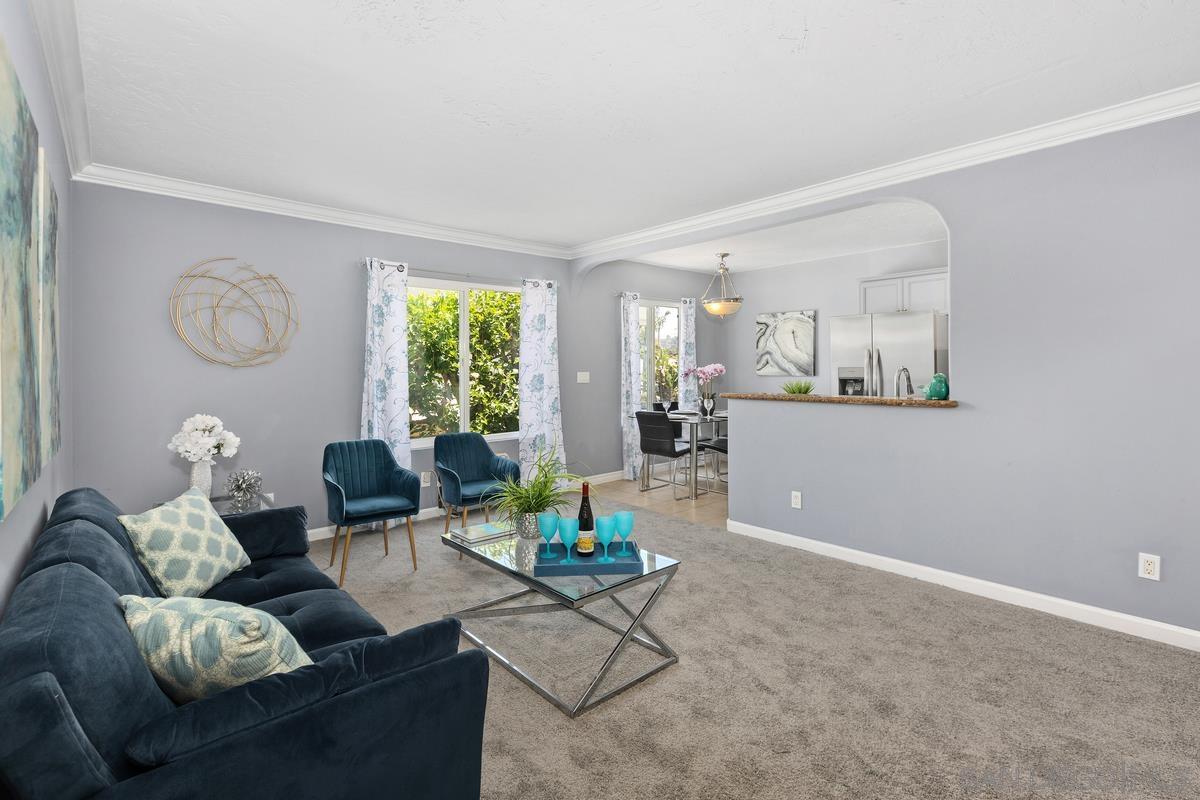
[119,595,312,703]
[118,489,251,597]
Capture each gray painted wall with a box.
[68,187,715,528]
[0,0,75,610]
[727,111,1200,630]
[559,260,721,475]
[719,240,948,396]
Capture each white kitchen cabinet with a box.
[860,280,903,314]
[859,268,948,313]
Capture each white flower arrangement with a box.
[167,414,240,464]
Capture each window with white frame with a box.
[637,300,680,406]
[407,278,520,441]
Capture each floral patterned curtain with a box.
[620,292,644,479]
[360,259,411,468]
[518,279,566,477]
[678,298,699,412]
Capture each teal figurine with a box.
[924,373,949,401]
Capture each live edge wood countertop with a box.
[720,392,958,409]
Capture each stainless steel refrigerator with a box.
[829,312,948,397]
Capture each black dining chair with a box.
[656,399,713,445]
[700,436,728,495]
[653,401,683,439]
[636,411,703,499]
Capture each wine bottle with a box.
[576,482,595,557]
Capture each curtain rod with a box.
[614,293,696,301]
[362,258,524,288]
[411,267,523,288]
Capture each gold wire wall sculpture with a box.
[170,257,299,368]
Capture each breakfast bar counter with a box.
[720,392,958,409]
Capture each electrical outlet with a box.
[420,471,432,487]
[577,371,591,383]
[1138,552,1161,581]
[791,490,802,509]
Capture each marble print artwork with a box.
[755,310,816,376]
[0,35,42,520]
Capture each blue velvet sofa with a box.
[0,488,488,800]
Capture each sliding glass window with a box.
[408,280,520,441]
[637,301,680,406]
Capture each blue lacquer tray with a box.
[533,541,642,577]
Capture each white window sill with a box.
[410,431,520,451]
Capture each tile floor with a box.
[589,477,729,528]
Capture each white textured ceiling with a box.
[637,201,946,272]
[71,1,1200,248]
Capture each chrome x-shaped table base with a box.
[447,567,678,718]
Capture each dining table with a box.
[634,409,727,500]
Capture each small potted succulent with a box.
[782,380,816,395]
[493,447,580,539]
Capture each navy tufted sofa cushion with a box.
[0,488,487,800]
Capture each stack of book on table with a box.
[449,521,514,546]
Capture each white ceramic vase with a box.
[189,460,213,497]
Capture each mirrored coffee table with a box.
[441,534,680,718]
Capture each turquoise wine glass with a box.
[558,518,580,565]
[614,511,635,555]
[595,516,617,564]
[536,512,560,558]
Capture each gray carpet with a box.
[315,507,1200,799]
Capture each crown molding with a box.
[571,81,1200,262]
[634,237,948,273]
[29,0,91,174]
[31,0,1200,264]
[75,164,574,259]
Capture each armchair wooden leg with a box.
[444,507,453,535]
[407,516,417,571]
[382,519,390,556]
[329,525,342,567]
[338,525,354,588]
[484,505,490,523]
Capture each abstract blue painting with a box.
[1,34,59,521]
[39,149,60,463]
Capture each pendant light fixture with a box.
[701,252,743,318]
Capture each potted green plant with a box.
[781,380,815,395]
[493,447,581,539]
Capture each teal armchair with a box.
[433,433,520,534]
[323,439,421,586]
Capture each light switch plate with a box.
[577,371,591,383]
[791,491,802,509]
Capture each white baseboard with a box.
[726,519,1200,653]
[583,470,625,485]
[308,506,445,541]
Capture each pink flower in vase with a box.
[684,364,725,415]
